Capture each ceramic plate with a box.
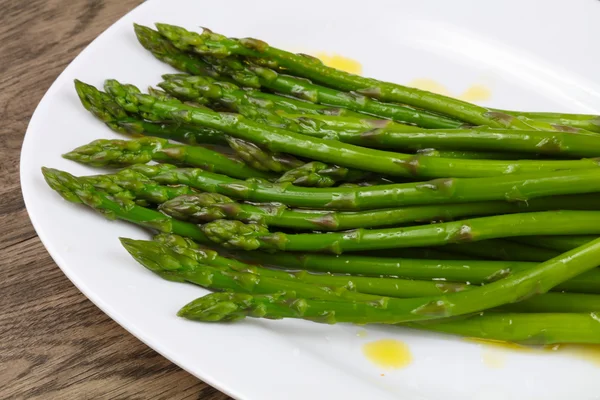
[21,0,600,398]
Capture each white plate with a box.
[21,0,600,399]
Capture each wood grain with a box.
[0,1,231,398]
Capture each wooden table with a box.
[0,1,231,398]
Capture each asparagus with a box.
[158,67,461,129]
[197,211,600,253]
[441,240,559,262]
[82,167,196,205]
[281,114,600,158]
[75,79,228,145]
[500,110,600,133]
[103,79,600,179]
[159,75,555,160]
[159,191,600,231]
[123,236,468,298]
[125,236,600,312]
[511,235,597,252]
[42,167,210,242]
[177,230,600,324]
[227,249,600,294]
[148,166,600,210]
[155,23,561,130]
[405,312,600,344]
[64,136,274,180]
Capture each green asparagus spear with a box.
[159,191,600,231]
[511,235,597,252]
[148,166,600,210]
[124,236,600,312]
[226,248,600,294]
[499,110,600,133]
[158,66,461,129]
[64,136,274,180]
[197,211,600,253]
[75,79,228,145]
[281,114,600,158]
[123,236,468,298]
[154,23,561,130]
[405,312,600,344]
[441,240,559,262]
[81,167,196,205]
[181,234,600,324]
[42,167,210,242]
[103,79,600,179]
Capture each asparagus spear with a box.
[281,114,600,158]
[148,166,600,210]
[82,167,196,205]
[103,79,600,179]
[64,136,275,180]
[158,66,461,129]
[441,240,559,262]
[511,235,596,252]
[197,211,600,253]
[154,23,561,130]
[499,110,600,133]
[75,79,228,145]
[182,234,600,323]
[159,191,600,231]
[405,312,600,344]
[123,236,468,298]
[159,75,593,159]
[226,248,600,294]
[42,167,210,242]
[124,236,600,312]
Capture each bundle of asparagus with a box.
[43,23,600,345]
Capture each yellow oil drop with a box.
[466,338,532,352]
[356,328,368,338]
[313,53,363,75]
[481,348,506,368]
[460,84,492,102]
[362,339,412,369]
[407,78,452,96]
[407,78,491,102]
[544,344,600,366]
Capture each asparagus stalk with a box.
[197,211,600,253]
[281,114,600,158]
[159,74,564,159]
[81,167,196,205]
[124,236,468,298]
[124,236,600,313]
[154,23,562,130]
[405,312,600,344]
[42,167,210,242]
[158,67,461,129]
[177,231,600,323]
[159,191,600,231]
[148,166,600,210]
[103,79,600,179]
[75,79,228,145]
[511,235,597,252]
[226,248,600,294]
[441,240,559,262]
[64,136,274,180]
[499,110,600,133]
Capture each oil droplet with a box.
[356,328,368,338]
[362,339,412,369]
[460,84,492,102]
[466,338,532,352]
[481,348,506,369]
[544,344,600,366]
[313,53,363,75]
[407,78,491,102]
